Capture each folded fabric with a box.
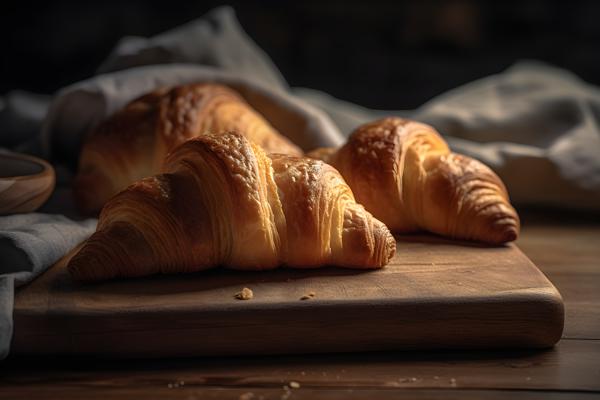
[0,214,96,358]
[0,91,50,156]
[97,6,288,90]
[416,62,600,210]
[42,64,343,168]
[296,62,600,210]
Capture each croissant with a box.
[308,117,520,244]
[68,131,395,282]
[74,83,302,214]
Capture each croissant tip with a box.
[385,233,397,264]
[498,210,520,244]
[67,237,116,283]
[66,256,86,282]
[371,224,396,268]
[503,227,519,243]
[485,222,519,245]
[67,250,97,283]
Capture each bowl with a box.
[0,152,55,215]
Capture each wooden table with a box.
[1,210,599,399]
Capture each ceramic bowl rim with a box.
[0,153,54,181]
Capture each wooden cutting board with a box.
[12,236,564,358]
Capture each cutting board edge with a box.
[12,284,564,357]
[11,239,565,357]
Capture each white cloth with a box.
[296,62,600,210]
[417,62,600,210]
[0,214,96,358]
[43,64,343,167]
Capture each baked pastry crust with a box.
[308,117,520,244]
[74,83,302,214]
[68,131,395,282]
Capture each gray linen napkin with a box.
[42,64,343,168]
[0,214,96,358]
[296,62,600,210]
[2,5,600,358]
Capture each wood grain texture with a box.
[0,387,597,400]
[0,153,55,214]
[517,215,600,340]
[2,340,600,394]
[11,236,564,357]
[1,213,599,399]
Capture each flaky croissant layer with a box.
[68,132,395,282]
[74,83,302,214]
[308,117,520,245]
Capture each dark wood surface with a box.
[1,210,599,399]
[12,235,563,357]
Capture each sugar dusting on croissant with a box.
[68,131,395,282]
[308,117,520,244]
[74,83,302,214]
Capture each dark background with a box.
[2,0,599,109]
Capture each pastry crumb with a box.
[239,392,255,400]
[235,287,254,300]
[300,291,316,300]
[289,381,300,389]
[280,385,292,400]
[399,377,418,383]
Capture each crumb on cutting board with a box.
[239,392,255,400]
[289,381,301,389]
[300,291,316,300]
[235,287,254,300]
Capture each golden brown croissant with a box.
[68,131,395,282]
[308,117,520,244]
[74,83,302,214]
